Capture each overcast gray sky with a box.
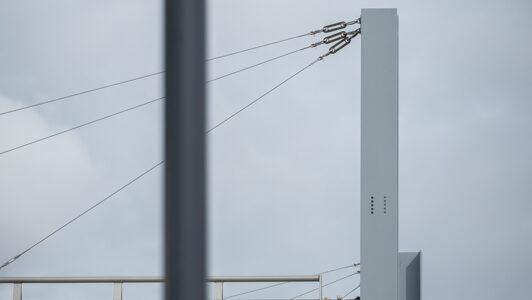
[1,0,531,299]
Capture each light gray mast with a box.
[360,8,399,300]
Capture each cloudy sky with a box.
[1,0,531,299]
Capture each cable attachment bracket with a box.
[346,17,361,26]
[346,28,361,41]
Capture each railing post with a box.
[214,282,223,300]
[13,283,22,300]
[318,274,322,300]
[113,282,122,300]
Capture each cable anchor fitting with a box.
[346,28,361,41]
[346,17,361,26]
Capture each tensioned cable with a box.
[0,72,164,116]
[206,57,320,134]
[222,263,359,299]
[223,282,290,299]
[0,97,164,156]
[206,26,361,133]
[0,47,308,116]
[206,33,311,62]
[340,284,360,300]
[0,19,359,117]
[318,263,360,275]
[290,271,360,299]
[1,27,360,154]
[0,56,313,154]
[0,160,164,271]
[207,45,312,83]
[206,18,360,61]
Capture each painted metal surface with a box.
[113,282,123,300]
[398,252,421,300]
[0,275,321,300]
[12,283,21,300]
[360,8,399,300]
[214,282,223,300]
[164,0,206,300]
[0,275,319,284]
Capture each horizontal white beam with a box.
[0,275,319,284]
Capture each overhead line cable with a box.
[206,33,311,61]
[222,263,359,299]
[206,18,360,61]
[207,45,313,83]
[206,58,319,133]
[206,26,361,134]
[0,47,306,117]
[290,271,360,299]
[0,19,360,117]
[340,284,360,300]
[0,160,165,271]
[318,263,360,275]
[0,72,164,116]
[0,26,361,154]
[223,282,290,299]
[0,97,164,156]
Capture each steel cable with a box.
[0,160,164,271]
[0,97,164,156]
[0,72,164,116]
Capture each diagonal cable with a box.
[206,18,359,61]
[0,97,164,156]
[222,263,359,299]
[0,160,164,271]
[223,282,290,299]
[207,45,312,83]
[318,263,359,275]
[0,47,309,117]
[206,58,320,134]
[0,72,164,116]
[290,271,360,299]
[206,33,311,62]
[340,284,360,300]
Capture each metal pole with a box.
[113,282,123,300]
[214,282,223,300]
[360,8,399,300]
[318,274,322,300]
[164,0,206,300]
[12,283,21,300]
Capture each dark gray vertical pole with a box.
[164,0,206,299]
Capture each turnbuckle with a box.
[318,37,350,60]
[323,31,347,44]
[322,21,347,33]
[311,31,347,48]
[310,18,361,35]
[329,37,351,54]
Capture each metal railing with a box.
[0,275,322,300]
